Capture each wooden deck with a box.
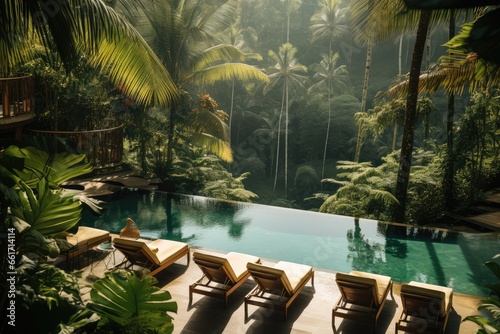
[446,190,500,232]
[462,211,500,232]
[62,172,156,199]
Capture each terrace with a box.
[0,73,35,139]
[71,244,482,334]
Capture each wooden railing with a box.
[0,73,34,119]
[25,124,124,169]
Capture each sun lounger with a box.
[63,226,110,261]
[189,251,261,307]
[333,270,393,333]
[113,237,190,276]
[396,281,453,334]
[245,261,315,320]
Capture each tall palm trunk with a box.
[393,10,432,223]
[165,100,178,190]
[286,0,291,43]
[393,35,404,152]
[354,39,372,162]
[444,10,456,210]
[322,77,332,180]
[398,35,403,76]
[285,81,289,198]
[229,79,235,137]
[273,84,286,192]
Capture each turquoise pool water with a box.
[82,191,499,296]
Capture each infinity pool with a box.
[82,191,499,296]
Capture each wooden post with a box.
[3,81,9,117]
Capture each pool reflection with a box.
[82,191,499,295]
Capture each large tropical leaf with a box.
[404,0,500,9]
[350,0,454,46]
[88,32,178,107]
[10,179,82,236]
[464,258,500,332]
[190,62,269,86]
[0,0,178,107]
[87,271,177,334]
[3,145,92,188]
[190,133,233,163]
[385,20,500,98]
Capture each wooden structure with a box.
[0,73,35,139]
[396,281,453,334]
[245,261,315,320]
[113,237,190,277]
[333,271,393,333]
[190,251,261,308]
[25,123,124,169]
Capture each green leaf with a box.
[486,261,500,281]
[3,145,93,188]
[87,271,177,334]
[11,179,82,236]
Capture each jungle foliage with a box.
[6,0,500,225]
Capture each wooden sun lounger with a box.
[113,237,190,276]
[333,271,393,333]
[245,261,315,320]
[396,281,453,334]
[189,251,261,307]
[63,226,110,261]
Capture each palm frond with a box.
[386,44,500,98]
[190,133,233,163]
[1,0,178,106]
[190,63,268,85]
[350,0,455,45]
[89,37,178,107]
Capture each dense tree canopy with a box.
[3,0,499,225]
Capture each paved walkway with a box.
[74,247,482,334]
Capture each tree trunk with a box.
[392,124,398,152]
[444,10,456,210]
[164,102,177,191]
[229,79,235,137]
[284,81,289,198]
[322,77,332,180]
[354,40,372,162]
[398,35,403,76]
[392,10,432,223]
[273,85,285,192]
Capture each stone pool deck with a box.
[73,245,483,334]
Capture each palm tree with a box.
[308,52,349,179]
[134,0,268,180]
[350,0,378,163]
[384,5,495,218]
[0,0,178,107]
[264,43,308,197]
[283,0,303,44]
[310,0,348,55]
[350,0,460,222]
[223,24,263,133]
